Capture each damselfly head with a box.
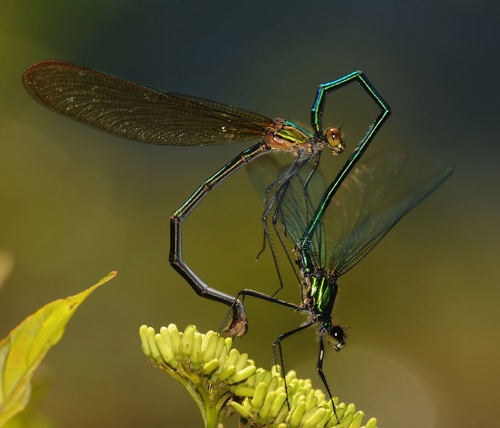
[327,324,346,351]
[324,127,345,155]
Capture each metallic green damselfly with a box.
[225,152,453,417]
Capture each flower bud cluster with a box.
[140,323,256,392]
[139,324,377,428]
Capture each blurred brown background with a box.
[0,1,498,427]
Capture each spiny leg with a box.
[317,332,340,423]
[272,321,316,408]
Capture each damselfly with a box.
[22,61,390,335]
[228,152,453,418]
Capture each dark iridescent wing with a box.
[22,60,274,146]
[249,151,453,276]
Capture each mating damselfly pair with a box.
[22,61,453,418]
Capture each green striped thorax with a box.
[269,119,345,157]
[299,251,346,352]
[309,273,337,318]
[306,272,346,351]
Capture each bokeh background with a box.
[0,1,498,427]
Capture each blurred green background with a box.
[0,0,498,427]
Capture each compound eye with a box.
[325,127,345,155]
[328,325,346,351]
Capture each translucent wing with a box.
[249,150,453,277]
[322,150,407,270]
[23,60,273,146]
[330,162,454,276]
[247,154,327,263]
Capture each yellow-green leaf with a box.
[0,271,117,426]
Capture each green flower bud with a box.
[230,385,255,397]
[349,411,366,428]
[146,326,163,365]
[231,401,252,419]
[259,390,276,420]
[251,382,268,409]
[222,348,240,371]
[288,398,306,428]
[201,330,218,362]
[159,326,172,350]
[365,417,378,428]
[139,325,150,355]
[181,325,195,358]
[339,410,354,428]
[201,358,219,376]
[222,365,238,380]
[167,323,181,355]
[190,331,203,370]
[154,332,176,365]
[302,407,329,428]
[229,364,256,384]
[346,402,356,415]
[270,388,287,417]
[234,352,248,372]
